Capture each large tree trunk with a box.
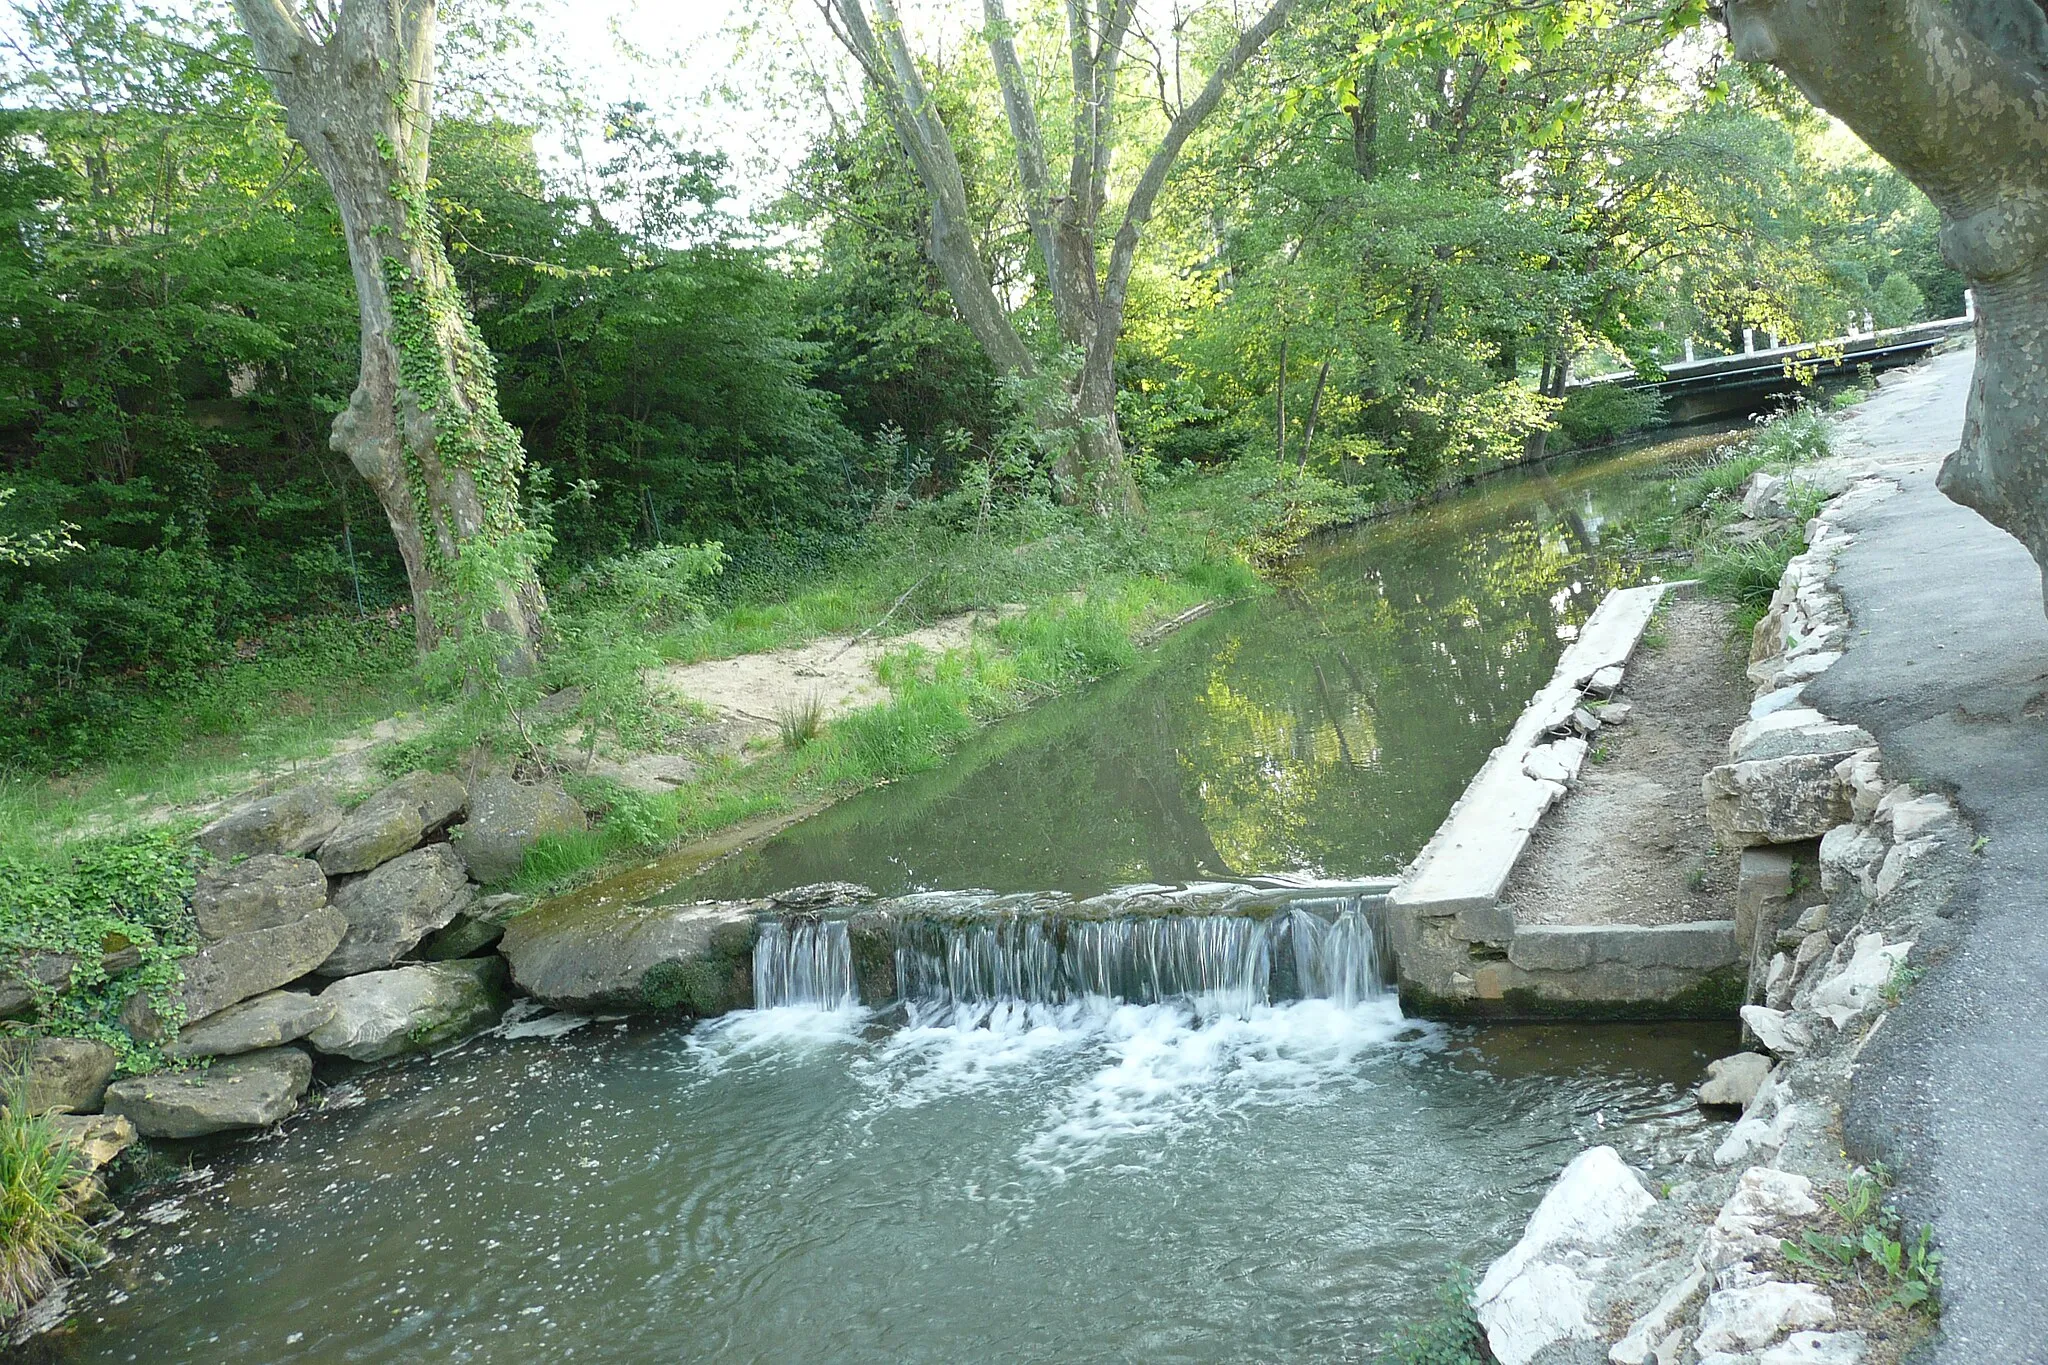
[829,0,1297,519]
[1726,0,2048,596]
[233,0,541,659]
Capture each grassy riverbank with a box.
[0,460,1364,865]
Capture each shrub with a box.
[1555,384,1665,449]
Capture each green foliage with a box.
[777,694,825,752]
[1779,1170,1942,1318]
[1384,1269,1488,1365]
[0,1076,96,1320]
[0,827,199,1071]
[1555,386,1665,449]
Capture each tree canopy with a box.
[0,0,1959,767]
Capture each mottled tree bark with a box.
[1727,0,2048,599]
[825,0,1297,516]
[232,0,541,658]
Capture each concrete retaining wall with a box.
[1386,580,1744,1018]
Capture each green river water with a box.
[38,434,1744,1364]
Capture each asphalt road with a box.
[1806,348,2048,1363]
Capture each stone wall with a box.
[1468,465,1964,1365]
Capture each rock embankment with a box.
[1470,455,1965,1364]
[2,767,589,1148]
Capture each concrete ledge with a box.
[1390,581,1684,947]
[1507,922,1740,973]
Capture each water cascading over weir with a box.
[750,883,1397,1014]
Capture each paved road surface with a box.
[1806,347,2048,1362]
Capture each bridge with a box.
[1572,312,1975,424]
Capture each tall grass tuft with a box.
[776,693,825,751]
[0,1080,96,1319]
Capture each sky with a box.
[515,0,841,212]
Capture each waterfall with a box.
[751,893,1389,1016]
[753,918,855,1009]
[1287,903,1385,1007]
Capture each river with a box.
[38,433,1744,1363]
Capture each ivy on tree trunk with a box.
[231,0,543,659]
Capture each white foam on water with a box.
[687,1004,869,1075]
[1015,996,1416,1177]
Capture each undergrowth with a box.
[0,828,200,1071]
[1383,1268,1488,1364]
[1778,1168,1941,1320]
[1617,403,1835,635]
[0,1076,97,1321]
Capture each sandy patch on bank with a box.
[648,607,1022,751]
[1502,596,1752,927]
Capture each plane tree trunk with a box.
[232,0,542,660]
[824,0,1297,517]
[1727,0,2048,599]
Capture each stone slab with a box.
[1506,922,1739,972]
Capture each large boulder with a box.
[196,785,343,861]
[314,771,466,876]
[102,1047,313,1138]
[123,908,349,1042]
[319,844,472,977]
[314,800,421,877]
[1704,751,1855,847]
[164,989,335,1061]
[455,776,585,885]
[1472,1146,1657,1365]
[191,854,328,941]
[499,898,759,1014]
[0,1037,119,1115]
[306,959,508,1062]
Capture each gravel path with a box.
[1502,596,1750,927]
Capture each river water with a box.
[42,436,1743,1363]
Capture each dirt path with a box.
[646,607,1022,754]
[1502,595,1752,927]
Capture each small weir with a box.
[751,891,1389,1016]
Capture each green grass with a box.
[504,576,1218,894]
[0,615,417,854]
[0,1077,97,1321]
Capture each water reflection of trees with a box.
[683,448,1700,897]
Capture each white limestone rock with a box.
[1818,823,1886,896]
[1698,1053,1773,1110]
[1749,685,1807,721]
[1730,711,1875,765]
[1696,1282,1835,1354]
[1765,952,1795,1009]
[1705,753,1854,848]
[1609,1265,1705,1365]
[1524,738,1590,785]
[1886,793,1954,841]
[1715,1069,1804,1167]
[1833,750,1885,823]
[1741,1005,1814,1058]
[1705,1168,1820,1267]
[1809,934,1912,1029]
[1760,1331,1868,1365]
[1473,1146,1656,1365]
[1872,838,1938,902]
